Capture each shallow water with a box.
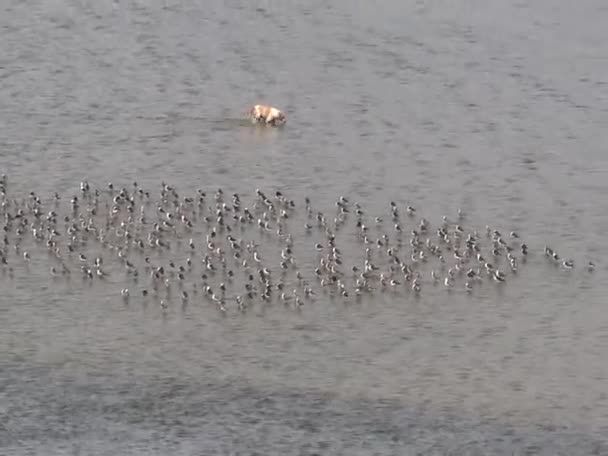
[2,1,608,454]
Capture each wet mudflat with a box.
[1,1,608,454]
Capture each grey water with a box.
[2,0,608,454]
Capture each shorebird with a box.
[0,176,587,318]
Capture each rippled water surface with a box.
[2,1,608,454]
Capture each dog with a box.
[249,104,286,126]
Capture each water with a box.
[2,1,608,454]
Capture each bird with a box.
[0,176,583,319]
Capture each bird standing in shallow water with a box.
[0,177,586,315]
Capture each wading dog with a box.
[249,104,286,126]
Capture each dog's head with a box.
[272,109,286,125]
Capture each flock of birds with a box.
[0,174,596,314]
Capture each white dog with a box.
[249,104,286,126]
